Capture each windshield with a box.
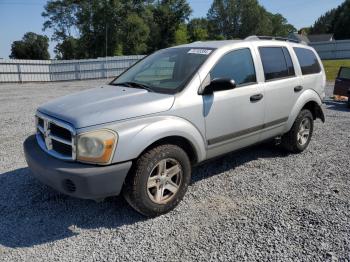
[111,47,215,93]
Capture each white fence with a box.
[0,55,145,83]
[310,40,350,60]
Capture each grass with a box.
[322,59,350,81]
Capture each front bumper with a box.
[23,135,132,199]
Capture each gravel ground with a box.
[0,80,349,261]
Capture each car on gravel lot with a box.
[334,66,350,108]
[24,36,326,217]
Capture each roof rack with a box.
[245,35,302,44]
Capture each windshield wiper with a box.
[112,82,154,92]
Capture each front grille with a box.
[50,123,72,141]
[52,140,72,156]
[36,113,76,161]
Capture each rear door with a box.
[334,67,350,97]
[293,47,324,99]
[256,45,299,140]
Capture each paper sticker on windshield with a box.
[188,49,212,55]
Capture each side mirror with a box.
[201,78,236,95]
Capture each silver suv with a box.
[24,36,326,217]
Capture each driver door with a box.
[204,48,265,158]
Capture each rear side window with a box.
[282,47,295,76]
[211,48,256,86]
[259,47,295,81]
[293,47,321,75]
[338,67,350,79]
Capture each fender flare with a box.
[112,116,207,163]
[286,89,324,131]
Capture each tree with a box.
[175,24,189,44]
[332,0,350,40]
[309,9,336,35]
[269,13,296,37]
[43,0,156,58]
[151,0,192,50]
[187,18,209,42]
[122,13,150,55]
[10,32,50,60]
[310,0,350,40]
[42,0,79,42]
[54,36,79,59]
[207,0,294,39]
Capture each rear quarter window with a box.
[293,47,321,75]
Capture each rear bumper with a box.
[23,135,132,200]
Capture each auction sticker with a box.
[188,49,213,55]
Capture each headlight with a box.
[77,130,117,164]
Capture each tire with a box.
[281,109,314,153]
[123,144,191,217]
[347,96,350,108]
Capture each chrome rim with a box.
[297,118,311,146]
[147,158,183,204]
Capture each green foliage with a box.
[310,9,336,35]
[310,0,350,40]
[322,59,350,81]
[188,18,209,42]
[54,37,79,59]
[151,0,192,49]
[42,0,79,41]
[269,13,296,37]
[122,13,150,55]
[207,0,295,39]
[175,24,189,45]
[10,32,50,60]
[43,0,191,59]
[42,0,296,59]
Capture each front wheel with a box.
[123,144,191,217]
[281,109,314,153]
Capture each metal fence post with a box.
[17,63,22,83]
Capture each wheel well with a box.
[139,136,198,165]
[302,101,325,122]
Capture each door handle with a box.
[250,94,263,102]
[294,86,303,92]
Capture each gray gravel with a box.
[0,80,349,261]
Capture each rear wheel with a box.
[347,96,350,108]
[123,144,191,217]
[281,109,314,153]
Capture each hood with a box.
[38,85,175,128]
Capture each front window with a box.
[210,48,257,86]
[111,47,214,93]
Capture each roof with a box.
[175,36,307,50]
[307,34,334,43]
[176,40,244,49]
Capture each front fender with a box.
[111,116,207,164]
[286,89,323,131]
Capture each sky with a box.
[0,0,345,59]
